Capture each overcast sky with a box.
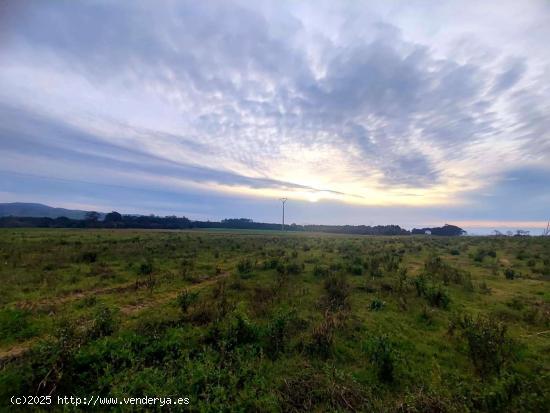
[1,0,549,233]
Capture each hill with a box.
[0,202,101,220]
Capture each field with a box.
[0,229,549,411]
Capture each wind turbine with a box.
[279,198,287,231]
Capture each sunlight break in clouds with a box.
[0,0,549,227]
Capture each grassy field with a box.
[0,228,548,411]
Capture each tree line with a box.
[0,213,466,236]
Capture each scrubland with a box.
[0,229,548,411]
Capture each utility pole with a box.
[544,221,550,236]
[279,198,287,231]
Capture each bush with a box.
[369,298,385,311]
[0,308,37,344]
[309,313,336,358]
[285,261,303,275]
[88,306,116,339]
[180,258,195,279]
[79,251,98,263]
[176,289,199,314]
[322,274,351,311]
[413,275,427,297]
[237,258,254,278]
[138,260,153,275]
[365,335,398,383]
[424,284,451,309]
[278,365,369,412]
[227,313,260,347]
[450,315,517,378]
[264,309,297,358]
[263,257,279,270]
[349,264,363,275]
[312,264,330,277]
[504,268,516,280]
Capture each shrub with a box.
[366,335,398,383]
[138,260,153,275]
[450,315,517,378]
[322,274,351,311]
[365,256,383,278]
[349,264,363,275]
[278,365,369,412]
[227,313,259,347]
[236,258,253,275]
[424,284,451,309]
[264,309,297,358]
[312,264,330,277]
[180,258,195,279]
[369,298,385,311]
[0,308,37,344]
[187,300,217,325]
[88,305,116,339]
[309,313,336,358]
[263,257,279,270]
[79,251,98,263]
[285,261,303,275]
[504,268,516,280]
[418,305,435,325]
[413,275,427,297]
[176,289,199,314]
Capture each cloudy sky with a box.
[1,0,549,233]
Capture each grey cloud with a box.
[491,59,526,94]
[0,104,350,196]
[1,0,548,194]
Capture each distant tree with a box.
[104,211,122,222]
[85,211,100,222]
[412,224,465,236]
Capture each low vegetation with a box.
[0,229,548,411]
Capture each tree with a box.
[104,211,122,222]
[85,211,100,222]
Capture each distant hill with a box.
[0,202,103,220]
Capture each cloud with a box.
[0,0,549,223]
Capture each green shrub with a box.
[349,264,363,275]
[264,309,297,358]
[176,289,199,314]
[79,251,98,263]
[180,258,195,278]
[88,305,116,339]
[0,308,37,344]
[312,264,330,277]
[424,284,450,309]
[138,260,153,275]
[450,315,517,378]
[237,258,253,276]
[369,298,385,311]
[365,335,398,383]
[263,257,279,270]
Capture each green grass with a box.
[0,229,548,411]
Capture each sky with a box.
[0,0,549,234]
